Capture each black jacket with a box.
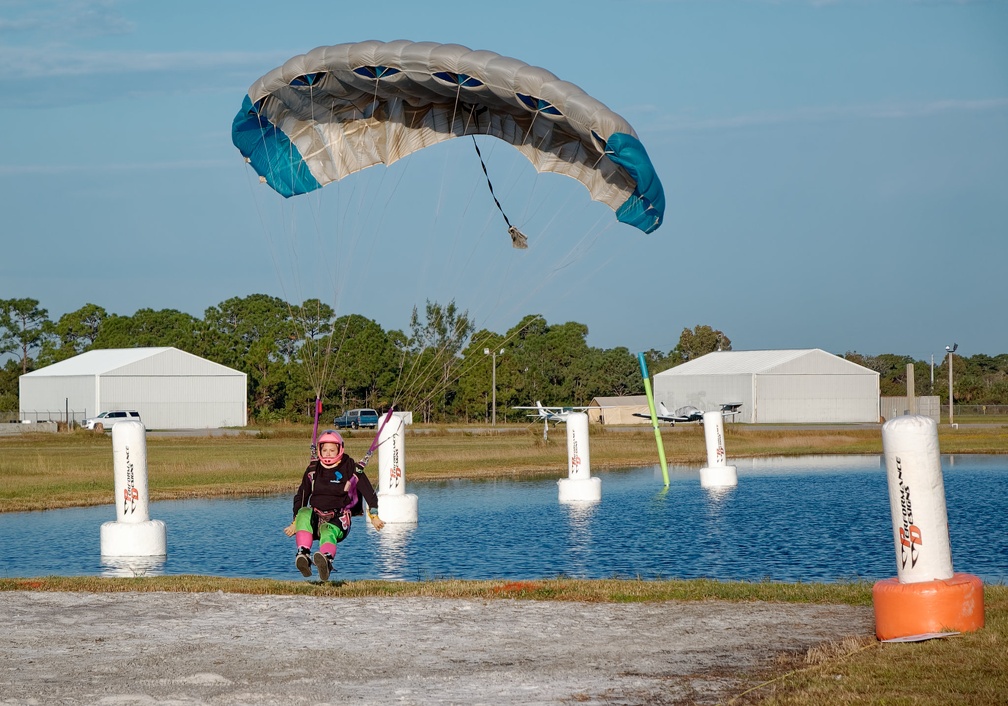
[292,456,379,520]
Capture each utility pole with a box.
[484,348,504,426]
[945,343,958,426]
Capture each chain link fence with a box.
[880,396,941,422]
[2,409,89,425]
[946,404,1008,416]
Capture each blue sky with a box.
[1,0,1006,362]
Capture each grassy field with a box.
[2,422,1006,704]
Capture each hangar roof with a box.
[655,349,877,377]
[22,347,243,377]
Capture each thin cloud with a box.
[0,159,234,177]
[638,0,987,5]
[0,0,135,39]
[655,97,1008,132]
[0,46,284,79]
[0,45,295,108]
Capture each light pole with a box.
[945,343,958,426]
[484,347,504,426]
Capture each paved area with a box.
[0,590,873,705]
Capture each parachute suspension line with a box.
[315,312,335,397]
[308,81,400,418]
[438,87,503,285]
[306,296,337,402]
[255,82,349,426]
[393,316,541,425]
[274,91,320,396]
[512,104,606,272]
[450,73,529,254]
[426,86,462,251]
[310,396,322,460]
[298,80,340,403]
[513,111,550,232]
[391,306,448,408]
[389,302,478,421]
[471,137,528,249]
[246,103,327,405]
[372,76,381,117]
[451,83,462,136]
[417,104,545,346]
[452,109,527,325]
[357,406,397,471]
[392,303,478,416]
[588,151,608,171]
[437,84,475,262]
[552,215,617,276]
[244,161,329,401]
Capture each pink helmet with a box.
[317,430,344,446]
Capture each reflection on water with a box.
[735,454,883,475]
[703,485,736,505]
[1,455,1005,584]
[101,555,166,578]
[376,524,415,580]
[562,502,597,577]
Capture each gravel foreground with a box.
[0,591,873,705]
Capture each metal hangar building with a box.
[20,347,247,430]
[652,349,880,424]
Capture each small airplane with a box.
[633,402,704,426]
[634,402,743,426]
[512,401,592,439]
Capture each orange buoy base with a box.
[872,572,984,641]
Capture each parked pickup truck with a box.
[333,408,379,429]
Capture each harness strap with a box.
[313,507,336,522]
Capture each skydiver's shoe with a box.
[295,552,312,578]
[313,551,333,582]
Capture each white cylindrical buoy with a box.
[699,411,737,488]
[558,412,601,503]
[881,415,952,583]
[873,415,984,640]
[566,412,591,480]
[375,413,418,523]
[112,420,150,524]
[100,421,166,558]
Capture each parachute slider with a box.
[508,226,528,249]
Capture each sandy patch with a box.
[0,591,872,704]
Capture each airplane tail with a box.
[658,402,671,416]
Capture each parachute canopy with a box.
[232,40,664,234]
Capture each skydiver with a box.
[283,430,384,580]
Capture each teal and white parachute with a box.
[232,40,664,234]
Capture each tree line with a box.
[0,295,691,422]
[3,296,1007,422]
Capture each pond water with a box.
[2,455,1005,583]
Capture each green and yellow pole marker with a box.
[637,352,669,486]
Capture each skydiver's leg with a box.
[314,517,349,581]
[294,507,314,576]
